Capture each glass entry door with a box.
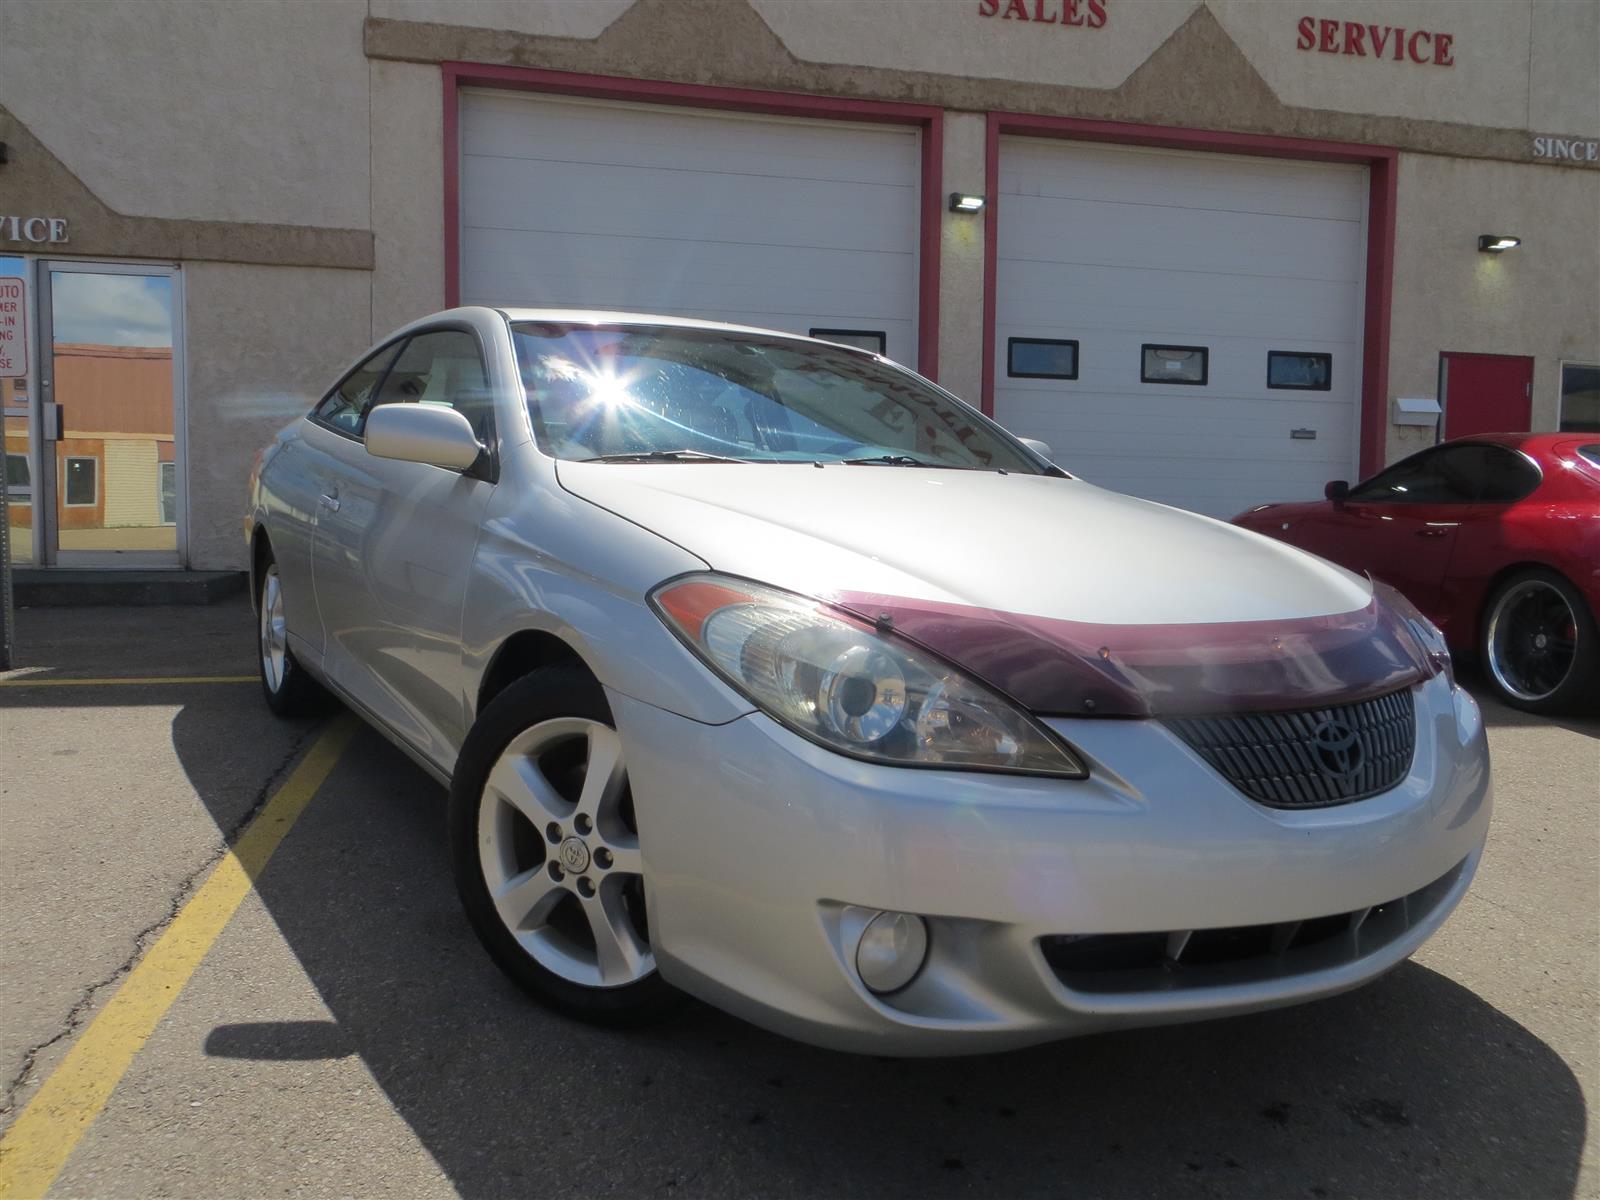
[37,262,183,565]
[1,256,34,565]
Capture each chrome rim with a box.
[1487,579,1578,702]
[477,717,653,988]
[259,565,287,694]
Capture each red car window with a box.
[1348,443,1539,504]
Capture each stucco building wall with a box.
[1388,152,1600,459]
[181,264,372,570]
[1,0,371,228]
[1,0,1594,570]
[369,60,448,342]
[937,112,989,407]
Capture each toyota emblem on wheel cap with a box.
[559,836,591,874]
[1311,716,1363,780]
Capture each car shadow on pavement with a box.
[1461,669,1600,741]
[155,705,1587,1200]
[1477,698,1600,742]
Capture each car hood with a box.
[557,462,1436,715]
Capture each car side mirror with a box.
[1325,479,1350,504]
[1018,437,1054,461]
[365,404,484,472]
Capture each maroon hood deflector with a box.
[827,587,1437,718]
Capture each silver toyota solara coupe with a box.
[247,307,1491,1055]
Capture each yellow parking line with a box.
[0,714,360,1199]
[0,676,257,687]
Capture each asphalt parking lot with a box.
[1,597,1595,1200]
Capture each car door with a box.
[1430,443,1546,640]
[311,326,498,767]
[277,340,403,660]
[1290,446,1479,615]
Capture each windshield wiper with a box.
[578,450,749,464]
[839,454,964,469]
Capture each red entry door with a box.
[1441,352,1533,438]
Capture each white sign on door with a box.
[0,277,26,378]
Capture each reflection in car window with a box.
[1347,450,1468,503]
[1459,445,1541,503]
[509,324,1043,472]
[372,330,494,442]
[311,342,401,437]
[1579,444,1600,469]
[1347,444,1539,504]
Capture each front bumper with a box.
[611,674,1490,1055]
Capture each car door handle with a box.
[1415,527,1450,537]
[318,492,340,513]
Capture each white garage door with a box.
[993,139,1368,517]
[459,90,922,364]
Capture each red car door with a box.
[1292,446,1479,615]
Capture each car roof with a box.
[1444,432,1589,453]
[489,306,872,350]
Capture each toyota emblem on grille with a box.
[1311,716,1363,780]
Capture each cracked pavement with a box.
[1,598,1596,1199]
[0,603,320,1120]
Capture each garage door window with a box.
[1267,352,1332,391]
[1008,338,1079,380]
[809,329,886,356]
[1141,345,1208,385]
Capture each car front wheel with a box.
[257,554,325,717]
[448,665,683,1025]
[1482,569,1599,714]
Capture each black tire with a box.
[1480,568,1600,715]
[448,664,684,1026]
[256,551,327,718]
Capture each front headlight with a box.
[650,573,1087,777]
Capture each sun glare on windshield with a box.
[540,354,641,412]
[513,323,1048,475]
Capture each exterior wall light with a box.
[949,193,986,214]
[1478,235,1521,252]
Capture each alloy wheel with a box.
[259,565,288,694]
[476,717,653,988]
[1486,578,1579,703]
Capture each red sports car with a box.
[1234,433,1600,714]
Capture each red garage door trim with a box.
[981,112,1397,477]
[442,63,945,382]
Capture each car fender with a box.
[459,446,755,735]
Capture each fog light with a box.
[854,911,928,994]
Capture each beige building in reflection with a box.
[3,344,176,556]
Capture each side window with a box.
[311,342,401,437]
[1448,444,1542,503]
[1348,447,1478,504]
[371,330,494,443]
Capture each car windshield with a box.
[510,322,1045,472]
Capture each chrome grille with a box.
[1165,688,1416,808]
